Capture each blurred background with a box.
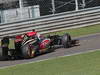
[0,0,100,23]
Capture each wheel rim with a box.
[27,45,35,58]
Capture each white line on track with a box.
[0,48,100,69]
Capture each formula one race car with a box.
[0,33,79,60]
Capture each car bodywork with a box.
[0,33,79,60]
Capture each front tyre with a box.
[62,33,71,48]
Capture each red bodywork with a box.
[15,31,37,42]
[15,32,51,53]
[39,39,51,49]
[15,35,23,42]
[26,31,37,37]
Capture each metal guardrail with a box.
[0,6,100,38]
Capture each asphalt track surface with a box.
[0,33,100,68]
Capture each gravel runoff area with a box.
[0,33,100,68]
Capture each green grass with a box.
[46,24,100,37]
[0,50,100,75]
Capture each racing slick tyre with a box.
[21,44,36,58]
[62,33,71,48]
[0,36,9,60]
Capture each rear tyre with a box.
[62,33,71,48]
[21,44,36,59]
[0,36,9,60]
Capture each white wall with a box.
[2,5,40,23]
